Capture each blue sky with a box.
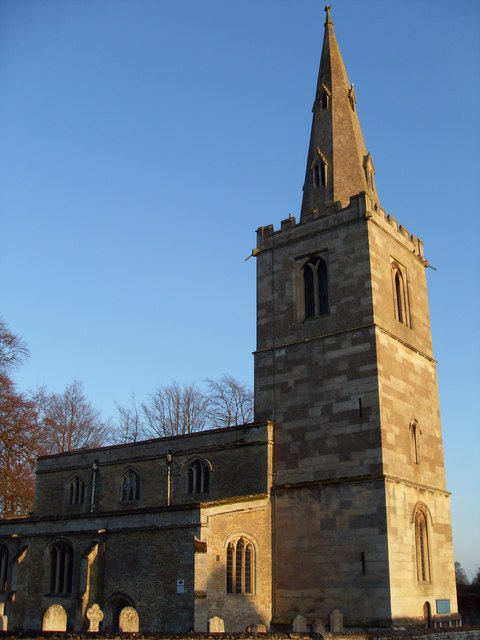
[1,1,479,577]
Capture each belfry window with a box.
[0,544,8,592]
[303,256,329,319]
[410,420,420,465]
[186,459,210,495]
[50,541,73,595]
[414,508,431,583]
[391,263,410,326]
[226,537,254,594]
[313,162,326,188]
[122,469,140,502]
[68,476,85,506]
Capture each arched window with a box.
[410,419,420,465]
[0,544,8,592]
[392,264,409,326]
[313,161,326,188]
[303,257,329,319]
[321,91,328,110]
[122,469,140,502]
[414,508,431,582]
[50,541,73,594]
[68,475,85,506]
[394,270,404,323]
[186,460,210,495]
[226,536,255,594]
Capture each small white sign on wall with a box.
[177,578,184,594]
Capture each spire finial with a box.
[324,5,333,26]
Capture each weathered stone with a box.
[208,615,225,632]
[312,618,326,633]
[246,623,267,633]
[329,609,343,632]
[119,606,139,633]
[42,604,67,632]
[292,614,307,632]
[0,603,7,631]
[86,603,104,632]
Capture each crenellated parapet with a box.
[256,192,425,262]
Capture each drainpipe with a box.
[90,461,98,512]
[166,451,173,506]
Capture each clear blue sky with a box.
[1,1,479,577]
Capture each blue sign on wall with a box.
[436,599,450,614]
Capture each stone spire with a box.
[300,6,380,221]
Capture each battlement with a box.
[256,192,425,261]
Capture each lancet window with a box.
[50,541,73,594]
[391,262,410,327]
[414,507,431,583]
[68,475,85,506]
[226,537,254,594]
[186,459,210,495]
[410,419,420,465]
[122,469,140,502]
[303,256,329,319]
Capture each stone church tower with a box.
[254,6,457,628]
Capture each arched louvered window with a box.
[414,508,431,582]
[392,264,409,326]
[186,460,210,495]
[410,420,420,465]
[122,469,140,502]
[303,257,329,319]
[0,544,8,592]
[321,91,328,110]
[226,537,254,594]
[68,476,85,506]
[395,270,404,323]
[313,162,326,188]
[50,541,73,594]
[304,262,315,319]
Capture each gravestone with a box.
[119,606,139,632]
[42,604,67,632]
[329,609,343,632]
[0,603,7,631]
[86,603,104,632]
[312,619,326,634]
[208,615,225,632]
[246,623,267,634]
[292,614,307,632]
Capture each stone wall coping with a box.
[0,629,478,640]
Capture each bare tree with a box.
[205,374,254,428]
[0,318,29,374]
[142,382,207,437]
[41,379,107,453]
[111,393,148,444]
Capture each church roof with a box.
[300,6,380,221]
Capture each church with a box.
[0,7,459,633]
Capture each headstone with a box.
[292,614,307,633]
[208,615,225,632]
[86,603,104,632]
[312,619,326,634]
[246,623,267,634]
[329,609,343,632]
[42,604,67,632]
[0,603,7,631]
[119,606,139,633]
